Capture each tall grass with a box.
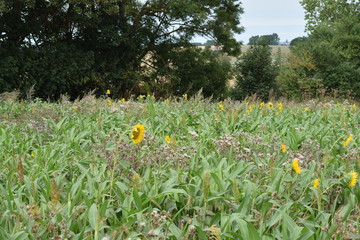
[0,94,359,239]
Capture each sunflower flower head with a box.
[281,144,287,153]
[267,102,273,109]
[219,105,224,110]
[343,134,354,147]
[349,171,358,187]
[106,89,110,95]
[131,124,145,144]
[292,158,301,174]
[313,179,320,189]
[259,102,265,109]
[121,98,126,103]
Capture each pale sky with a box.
[238,0,307,43]
[193,0,307,44]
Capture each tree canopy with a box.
[248,33,280,45]
[0,0,244,99]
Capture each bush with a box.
[232,44,278,100]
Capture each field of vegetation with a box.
[0,93,359,240]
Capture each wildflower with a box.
[30,152,35,158]
[121,98,126,103]
[219,105,224,110]
[259,102,265,109]
[106,89,110,95]
[183,93,188,101]
[165,135,171,144]
[246,106,253,115]
[353,104,356,111]
[343,134,354,147]
[166,98,169,103]
[313,179,320,189]
[292,159,301,174]
[107,99,112,105]
[267,102,273,109]
[349,171,358,187]
[281,144,286,153]
[278,103,283,109]
[304,107,310,112]
[130,124,145,144]
[139,95,143,99]
[72,106,78,112]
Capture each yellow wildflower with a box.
[281,144,286,153]
[183,94,188,101]
[304,107,310,112]
[259,102,265,109]
[292,159,301,174]
[139,95,143,99]
[130,124,145,144]
[313,179,320,189]
[246,106,253,115]
[353,104,357,111]
[267,102,273,109]
[121,98,126,103]
[166,98,169,103]
[349,171,358,187]
[107,99,112,105]
[278,103,283,109]
[219,105,224,110]
[343,134,354,147]
[106,89,110,95]
[30,152,35,158]
[165,135,171,144]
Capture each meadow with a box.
[0,93,359,240]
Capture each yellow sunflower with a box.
[131,124,145,144]
[349,171,358,187]
[292,159,301,174]
[313,179,320,189]
[343,134,354,147]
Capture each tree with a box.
[290,37,308,46]
[281,5,360,99]
[248,33,280,45]
[300,0,360,31]
[0,0,244,99]
[233,44,278,100]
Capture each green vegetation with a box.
[0,95,359,239]
[0,0,243,99]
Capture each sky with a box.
[194,0,308,44]
[238,0,307,43]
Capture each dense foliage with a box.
[0,0,243,99]
[0,96,359,239]
[233,44,279,100]
[277,0,360,100]
[248,33,280,46]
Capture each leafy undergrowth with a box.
[0,94,359,240]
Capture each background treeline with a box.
[1,0,360,101]
[0,0,243,100]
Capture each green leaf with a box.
[88,203,98,230]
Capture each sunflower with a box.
[292,159,301,174]
[131,124,145,144]
[106,89,110,95]
[349,171,358,187]
[343,134,353,147]
[267,102,273,109]
[313,179,320,189]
